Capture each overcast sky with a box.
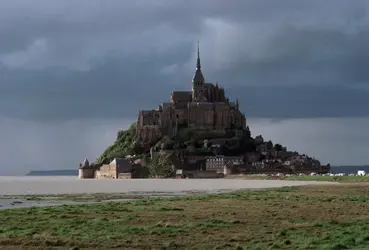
[1,0,369,175]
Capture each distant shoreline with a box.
[26,170,78,176]
[23,166,369,177]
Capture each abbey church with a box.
[135,43,247,146]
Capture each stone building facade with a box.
[78,167,95,179]
[96,158,133,179]
[78,159,96,179]
[136,43,247,146]
[206,155,244,171]
[79,158,133,179]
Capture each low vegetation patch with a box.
[1,185,369,249]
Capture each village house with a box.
[206,155,244,171]
[96,158,133,179]
[79,158,134,179]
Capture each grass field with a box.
[1,184,369,249]
[227,174,369,182]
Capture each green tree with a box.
[176,128,193,142]
[106,151,126,160]
[155,136,175,150]
[149,153,175,178]
[242,138,257,153]
[274,143,283,151]
[266,140,273,150]
[96,122,140,164]
[131,165,150,178]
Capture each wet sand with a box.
[0,176,336,196]
[0,198,93,210]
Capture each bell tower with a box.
[192,41,205,101]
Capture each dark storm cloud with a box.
[1,0,369,175]
[0,0,369,121]
[220,27,369,87]
[0,46,194,121]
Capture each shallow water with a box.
[0,198,92,210]
[0,189,240,210]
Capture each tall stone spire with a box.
[196,41,201,70]
[193,41,205,84]
[192,41,205,101]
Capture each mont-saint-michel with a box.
[3,2,369,249]
[79,44,330,179]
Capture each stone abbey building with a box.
[79,43,329,179]
[136,43,247,146]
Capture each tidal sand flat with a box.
[0,176,337,210]
[0,176,337,196]
[1,184,369,249]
